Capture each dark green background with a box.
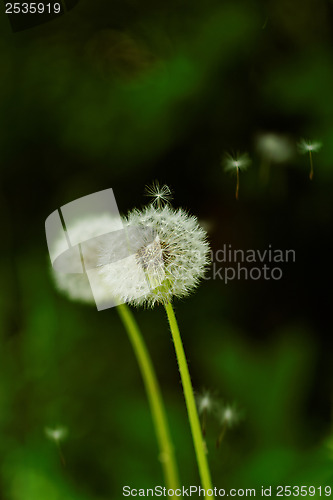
[0,0,332,498]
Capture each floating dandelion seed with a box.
[196,389,218,436]
[215,403,242,448]
[297,139,322,180]
[45,426,68,466]
[223,152,251,200]
[218,403,241,428]
[45,426,68,442]
[196,390,216,415]
[145,181,173,208]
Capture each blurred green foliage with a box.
[1,0,333,498]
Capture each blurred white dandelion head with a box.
[50,214,118,305]
[297,139,322,154]
[223,152,251,173]
[98,203,210,308]
[45,426,68,442]
[144,181,173,208]
[256,132,294,163]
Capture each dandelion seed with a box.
[145,181,173,208]
[45,426,68,442]
[215,403,242,448]
[297,139,322,180]
[196,390,216,415]
[223,152,251,200]
[45,426,68,466]
[219,404,241,428]
[297,139,322,154]
[196,389,218,436]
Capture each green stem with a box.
[116,303,180,492]
[164,302,214,497]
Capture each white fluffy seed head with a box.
[98,204,211,308]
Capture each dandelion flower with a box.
[297,139,322,180]
[98,204,210,308]
[223,152,251,200]
[145,181,173,208]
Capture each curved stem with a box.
[164,302,214,497]
[116,303,180,492]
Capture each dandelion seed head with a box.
[98,203,210,308]
[297,139,322,154]
[223,152,251,173]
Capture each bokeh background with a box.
[0,0,333,498]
